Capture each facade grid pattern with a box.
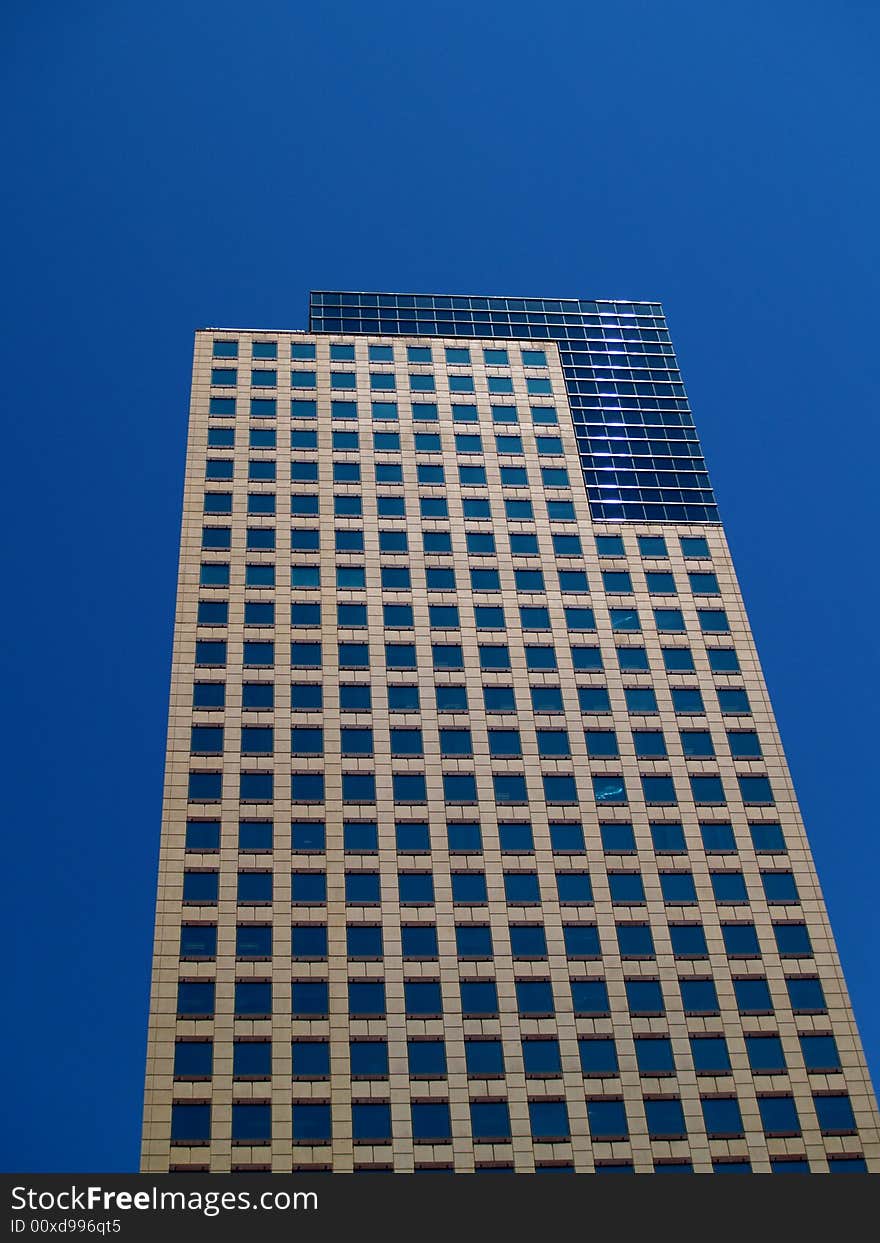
[141,315,880,1174]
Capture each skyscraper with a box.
[142,291,879,1173]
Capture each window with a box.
[174,1041,213,1079]
[521,1039,561,1075]
[517,980,555,1015]
[734,977,773,1013]
[289,820,323,852]
[680,978,718,1014]
[549,825,584,855]
[460,979,499,1019]
[186,821,220,850]
[701,1097,744,1137]
[483,685,516,712]
[235,980,271,1016]
[633,730,667,759]
[382,684,416,712]
[345,872,381,904]
[571,979,610,1015]
[746,1036,787,1073]
[689,1036,730,1074]
[761,871,798,903]
[465,1040,504,1075]
[646,572,677,595]
[739,776,774,803]
[291,925,327,959]
[180,925,217,957]
[587,1099,627,1140]
[292,1103,331,1142]
[625,979,664,1014]
[718,688,751,714]
[288,683,320,711]
[488,730,521,758]
[681,536,710,558]
[348,981,386,1016]
[592,775,627,803]
[447,941,488,985]
[645,1099,686,1139]
[171,1103,211,1142]
[577,1039,618,1075]
[470,1101,511,1140]
[399,872,435,903]
[671,688,704,713]
[661,873,697,903]
[653,608,685,634]
[603,571,632,593]
[182,870,219,904]
[338,727,372,756]
[447,822,482,852]
[595,535,627,560]
[723,923,761,958]
[434,643,464,669]
[474,605,504,629]
[290,871,325,903]
[709,648,740,672]
[350,1041,388,1078]
[246,563,275,587]
[799,1034,841,1071]
[497,822,533,852]
[618,924,654,957]
[669,926,707,964]
[408,1039,447,1076]
[698,609,729,632]
[557,873,592,904]
[452,872,487,903]
[813,1094,856,1134]
[600,823,635,852]
[340,821,376,853]
[381,566,411,589]
[626,1039,673,1078]
[528,686,561,714]
[423,530,452,553]
[681,730,714,757]
[351,1103,392,1142]
[750,822,785,852]
[774,923,812,956]
[402,925,439,959]
[439,729,472,757]
[411,1102,451,1142]
[624,687,657,713]
[199,564,229,587]
[291,981,329,1017]
[690,775,725,803]
[504,872,541,903]
[649,822,685,852]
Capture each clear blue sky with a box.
[2,1,878,1172]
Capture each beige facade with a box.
[142,327,880,1172]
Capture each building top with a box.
[308,290,719,525]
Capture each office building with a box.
[142,291,880,1172]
